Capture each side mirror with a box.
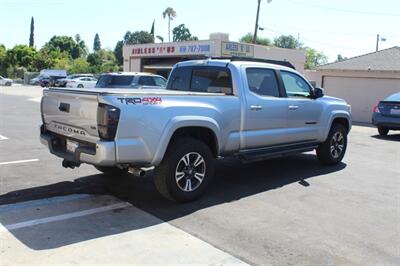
[313,87,324,99]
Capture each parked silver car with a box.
[95,72,167,89]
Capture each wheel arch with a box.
[151,117,221,166]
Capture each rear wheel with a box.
[154,138,215,202]
[94,166,127,176]
[317,123,347,165]
[77,84,84,88]
[378,127,389,136]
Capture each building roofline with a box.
[317,46,400,69]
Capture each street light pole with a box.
[376,34,387,52]
[252,0,262,44]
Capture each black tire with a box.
[5,82,11,86]
[77,84,84,88]
[154,138,215,202]
[378,127,389,136]
[317,123,348,165]
[94,166,127,176]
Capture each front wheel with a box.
[77,84,84,88]
[154,138,215,202]
[317,123,348,165]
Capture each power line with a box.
[286,0,400,17]
[263,27,361,52]
[267,23,400,38]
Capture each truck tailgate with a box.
[42,89,100,143]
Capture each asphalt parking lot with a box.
[0,86,399,265]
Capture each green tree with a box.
[273,35,301,49]
[304,47,328,69]
[69,58,91,74]
[44,36,83,59]
[87,52,102,66]
[123,31,154,45]
[172,24,198,42]
[75,34,88,57]
[240,32,271,46]
[114,40,124,66]
[93,33,101,52]
[0,44,8,76]
[6,44,37,70]
[29,17,34,47]
[163,7,177,42]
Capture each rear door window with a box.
[246,68,280,97]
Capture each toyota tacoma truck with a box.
[40,58,351,202]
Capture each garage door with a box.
[323,76,400,123]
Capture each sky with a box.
[0,0,399,62]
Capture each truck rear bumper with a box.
[40,125,116,166]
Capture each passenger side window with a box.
[281,71,312,98]
[138,76,156,86]
[246,68,280,97]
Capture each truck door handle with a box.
[288,105,299,110]
[250,105,262,111]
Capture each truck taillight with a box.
[373,105,380,113]
[97,103,120,141]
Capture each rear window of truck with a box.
[167,66,232,94]
[96,75,135,88]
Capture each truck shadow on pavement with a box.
[0,153,346,250]
[371,133,400,142]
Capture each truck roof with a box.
[175,58,296,72]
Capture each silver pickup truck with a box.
[40,59,351,202]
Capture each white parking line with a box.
[0,135,8,141]
[2,202,131,231]
[0,194,93,213]
[0,159,40,166]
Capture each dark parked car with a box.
[372,92,400,135]
[39,76,66,88]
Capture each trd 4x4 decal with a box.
[117,97,162,105]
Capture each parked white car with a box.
[0,75,13,86]
[66,77,98,88]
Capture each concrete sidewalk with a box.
[0,194,248,265]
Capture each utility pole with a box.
[252,0,271,44]
[252,0,262,44]
[376,34,387,52]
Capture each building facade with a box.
[123,33,305,78]
[305,47,400,123]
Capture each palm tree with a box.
[163,7,176,42]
